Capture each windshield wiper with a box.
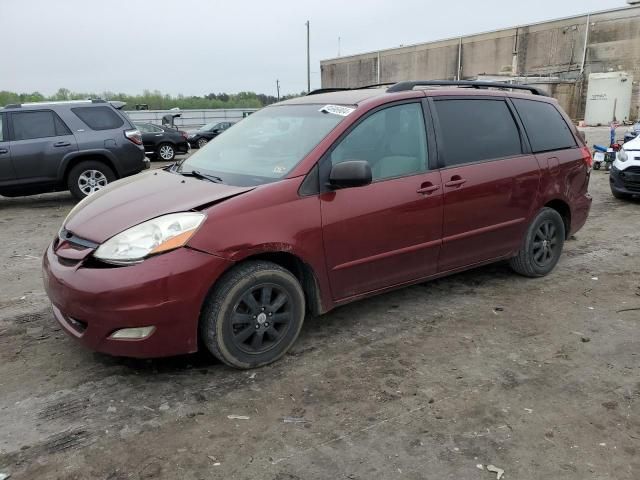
[180,170,224,184]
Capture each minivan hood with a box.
[64,170,253,243]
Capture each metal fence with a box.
[125,108,260,130]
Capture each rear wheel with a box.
[200,261,305,369]
[67,161,116,200]
[510,207,565,277]
[157,143,175,161]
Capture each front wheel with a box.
[510,207,565,277]
[67,161,116,200]
[200,261,306,369]
[197,138,208,149]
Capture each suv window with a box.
[512,99,576,153]
[330,102,428,181]
[72,106,124,130]
[0,115,4,142]
[11,110,71,141]
[433,99,522,167]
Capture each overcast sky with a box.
[0,0,627,97]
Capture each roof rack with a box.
[2,99,107,109]
[386,80,547,96]
[306,82,395,96]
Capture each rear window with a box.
[512,99,576,153]
[72,106,124,130]
[433,99,522,167]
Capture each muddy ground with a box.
[0,136,639,479]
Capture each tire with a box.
[611,188,631,200]
[67,161,116,200]
[509,207,565,278]
[197,138,208,149]
[593,162,601,170]
[200,261,306,369]
[157,143,175,161]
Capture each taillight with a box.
[580,146,593,168]
[125,129,143,145]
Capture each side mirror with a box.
[328,160,372,189]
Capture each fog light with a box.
[109,326,156,340]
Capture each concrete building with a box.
[320,5,640,122]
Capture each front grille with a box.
[623,182,640,192]
[624,166,640,174]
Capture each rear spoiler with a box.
[109,101,127,110]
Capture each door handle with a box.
[154,134,163,137]
[444,176,467,188]
[53,141,71,147]
[0,148,8,154]
[417,183,440,194]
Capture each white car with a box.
[611,135,640,199]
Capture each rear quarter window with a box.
[512,99,576,153]
[72,106,124,130]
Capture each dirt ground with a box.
[0,135,639,480]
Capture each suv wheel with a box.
[197,138,208,149]
[200,261,305,369]
[509,207,565,277]
[157,143,175,161]
[68,161,116,200]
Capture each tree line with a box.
[0,88,307,110]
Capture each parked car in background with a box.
[611,134,640,199]
[43,81,592,368]
[623,121,640,144]
[134,122,190,161]
[0,99,148,199]
[187,121,234,148]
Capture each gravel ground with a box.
[0,138,639,480]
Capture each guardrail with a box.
[126,108,259,130]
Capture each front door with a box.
[8,110,77,182]
[430,98,540,272]
[320,101,443,300]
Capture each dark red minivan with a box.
[43,81,592,369]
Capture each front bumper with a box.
[43,243,232,358]
[610,166,640,196]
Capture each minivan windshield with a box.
[178,104,349,186]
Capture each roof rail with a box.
[306,83,396,96]
[386,80,548,96]
[2,98,108,108]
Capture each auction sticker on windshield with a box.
[319,105,355,116]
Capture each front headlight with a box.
[618,149,628,162]
[94,212,205,264]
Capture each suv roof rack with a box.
[386,80,548,96]
[306,83,395,96]
[2,99,108,109]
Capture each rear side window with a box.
[72,106,124,130]
[512,99,576,153]
[0,115,4,141]
[11,110,70,140]
[433,99,522,167]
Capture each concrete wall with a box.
[320,6,640,121]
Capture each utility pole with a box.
[276,79,280,101]
[338,36,341,57]
[306,20,311,93]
